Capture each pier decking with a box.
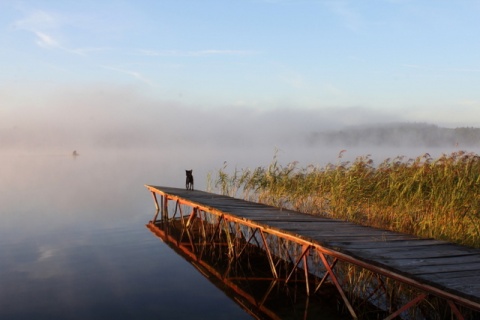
[145,185,480,319]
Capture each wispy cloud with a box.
[32,30,60,48]
[102,66,157,87]
[12,9,72,53]
[279,72,306,89]
[323,83,343,96]
[38,246,56,261]
[456,100,479,107]
[137,49,258,57]
[13,9,60,46]
[402,64,480,73]
[11,9,96,56]
[13,9,59,30]
[322,1,364,32]
[193,49,258,56]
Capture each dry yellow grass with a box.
[212,151,480,248]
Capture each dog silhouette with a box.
[186,170,194,190]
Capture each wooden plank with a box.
[374,254,480,268]
[357,246,480,260]
[401,262,480,275]
[328,239,442,249]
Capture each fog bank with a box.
[1,85,403,150]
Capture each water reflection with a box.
[147,217,345,320]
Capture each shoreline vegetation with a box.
[211,150,480,248]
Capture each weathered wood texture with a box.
[145,185,480,310]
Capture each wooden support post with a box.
[234,223,241,252]
[384,293,427,320]
[186,207,197,228]
[162,196,168,220]
[210,215,225,243]
[172,200,180,220]
[302,244,310,296]
[448,301,465,320]
[303,294,310,320]
[319,252,358,319]
[159,195,163,218]
[184,225,196,254]
[152,209,160,223]
[280,238,295,265]
[223,218,234,258]
[259,280,278,308]
[259,230,278,279]
[150,192,160,222]
[178,201,184,222]
[199,210,207,240]
[151,192,159,211]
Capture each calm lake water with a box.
[1,148,253,319]
[1,146,472,319]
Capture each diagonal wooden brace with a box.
[178,201,184,222]
[236,227,258,259]
[314,257,338,294]
[171,200,179,219]
[259,279,278,308]
[319,251,358,319]
[286,244,311,285]
[447,300,465,320]
[384,293,427,320]
[186,207,198,228]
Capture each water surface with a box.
[0,150,252,319]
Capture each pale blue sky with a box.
[1,0,480,145]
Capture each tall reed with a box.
[212,151,480,248]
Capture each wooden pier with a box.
[145,185,480,319]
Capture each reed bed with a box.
[212,151,480,248]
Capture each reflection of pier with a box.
[147,219,344,319]
[145,186,480,319]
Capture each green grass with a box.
[211,151,480,248]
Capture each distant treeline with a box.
[308,123,480,147]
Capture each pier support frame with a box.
[146,186,479,319]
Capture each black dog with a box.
[186,170,194,190]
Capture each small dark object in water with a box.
[186,170,194,190]
[72,150,79,156]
